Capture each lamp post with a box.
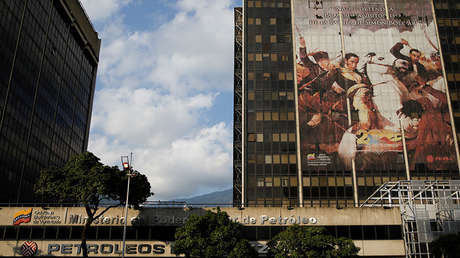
[121,154,135,258]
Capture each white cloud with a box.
[96,0,235,93]
[88,0,236,200]
[90,123,232,200]
[91,87,215,147]
[80,0,131,22]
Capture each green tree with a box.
[34,152,152,257]
[430,233,460,258]
[267,225,359,258]
[173,209,258,258]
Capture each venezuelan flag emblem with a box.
[13,208,33,225]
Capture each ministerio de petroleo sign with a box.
[8,207,318,226]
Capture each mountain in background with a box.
[174,189,232,204]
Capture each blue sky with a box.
[80,0,241,200]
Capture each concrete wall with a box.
[4,206,404,256]
[355,240,405,256]
[4,206,401,226]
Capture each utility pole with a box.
[121,153,136,258]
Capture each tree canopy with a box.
[34,152,152,257]
[173,209,258,258]
[430,233,460,258]
[267,225,359,258]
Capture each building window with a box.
[271,53,278,61]
[248,154,256,164]
[264,111,271,121]
[255,18,261,25]
[256,133,263,142]
[248,18,254,25]
[337,177,345,186]
[256,112,263,120]
[265,177,273,187]
[270,18,277,25]
[257,155,265,163]
[279,72,286,80]
[435,2,448,9]
[248,91,255,100]
[281,154,289,164]
[328,177,336,186]
[290,177,298,187]
[270,35,277,43]
[248,53,254,61]
[257,177,265,187]
[456,37,460,45]
[345,177,353,186]
[447,73,460,82]
[281,177,289,187]
[289,154,297,164]
[255,35,262,43]
[265,155,272,164]
[303,177,310,186]
[273,155,280,164]
[280,133,288,142]
[357,177,365,186]
[256,53,262,61]
[280,112,287,120]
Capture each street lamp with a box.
[120,154,136,258]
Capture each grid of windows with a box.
[242,225,402,241]
[237,0,460,208]
[1,225,401,242]
[243,0,297,207]
[1,226,176,241]
[0,0,99,203]
[435,0,460,146]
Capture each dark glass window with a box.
[57,226,70,240]
[44,226,58,239]
[70,226,82,240]
[4,227,17,240]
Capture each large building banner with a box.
[293,0,457,171]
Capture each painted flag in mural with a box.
[13,208,33,225]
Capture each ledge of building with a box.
[57,0,101,62]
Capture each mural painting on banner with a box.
[293,0,457,171]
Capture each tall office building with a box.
[234,0,460,208]
[0,0,100,203]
